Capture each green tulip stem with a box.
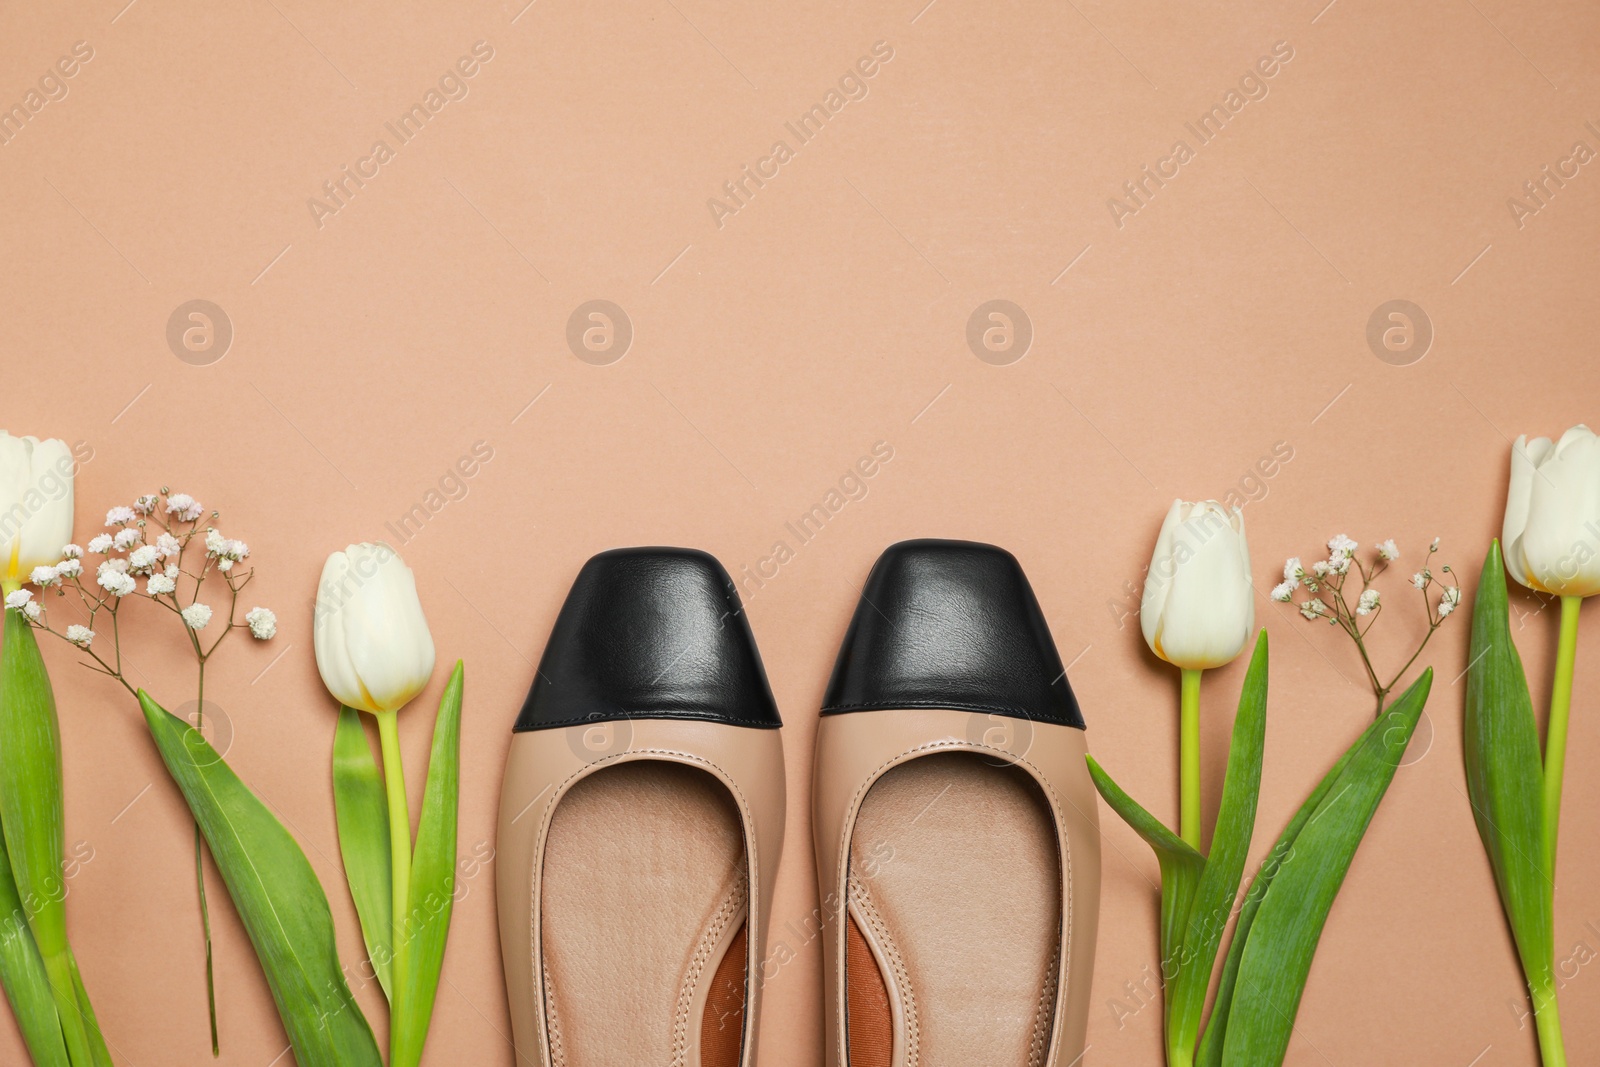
[1532,979,1567,1067]
[376,708,411,1020]
[194,660,219,1057]
[1180,668,1202,849]
[1543,596,1581,879]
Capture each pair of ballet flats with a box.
[496,539,1101,1067]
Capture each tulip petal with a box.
[16,439,72,580]
[1519,425,1600,597]
[314,552,370,712]
[1503,435,1539,590]
[315,544,435,714]
[1149,501,1254,670]
[1141,499,1185,660]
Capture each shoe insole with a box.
[847,752,1061,1067]
[541,761,748,1067]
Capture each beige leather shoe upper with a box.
[498,719,786,1067]
[812,708,1101,1067]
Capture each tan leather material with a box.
[680,885,749,1067]
[812,709,1100,1067]
[498,721,786,1067]
[701,924,748,1067]
[845,913,894,1067]
[540,760,744,1066]
[848,753,1061,1067]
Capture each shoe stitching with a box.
[531,746,763,1067]
[1029,922,1061,1067]
[670,875,749,1067]
[823,698,1080,724]
[542,956,567,1067]
[832,738,1075,1066]
[848,874,919,1067]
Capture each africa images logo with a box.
[1105,40,1295,229]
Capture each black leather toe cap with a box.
[514,547,781,732]
[821,539,1085,728]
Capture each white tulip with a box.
[0,432,75,586]
[1140,499,1255,670]
[1503,424,1600,598]
[314,543,435,714]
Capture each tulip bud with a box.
[314,543,436,713]
[0,432,75,586]
[1140,499,1254,670]
[1502,425,1600,598]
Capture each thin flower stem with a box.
[376,708,412,1026]
[193,660,219,1056]
[1179,668,1202,849]
[1543,596,1582,879]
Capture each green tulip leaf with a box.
[333,705,394,1000]
[139,691,382,1067]
[1462,541,1555,994]
[1166,631,1269,1064]
[0,609,106,1064]
[1086,754,1205,993]
[391,662,464,1067]
[1219,668,1432,1067]
[65,948,112,1067]
[1195,704,1369,1067]
[0,817,69,1067]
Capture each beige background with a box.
[2,0,1598,1062]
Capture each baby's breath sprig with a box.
[6,487,276,1056]
[14,488,276,699]
[1270,535,1460,715]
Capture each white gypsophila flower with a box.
[146,574,176,596]
[105,505,137,526]
[132,494,158,515]
[1283,557,1303,583]
[60,544,82,560]
[65,625,94,648]
[127,545,159,573]
[87,534,113,555]
[181,603,213,630]
[216,558,234,572]
[163,564,179,579]
[225,539,248,560]
[98,558,129,576]
[166,493,203,521]
[1328,533,1358,559]
[245,606,277,640]
[1312,560,1330,578]
[205,529,225,554]
[99,571,136,597]
[1270,581,1296,602]
[155,533,182,558]
[29,565,59,587]
[112,528,141,551]
[1440,586,1461,617]
[22,602,40,621]
[1431,537,1441,551]
[1300,598,1328,620]
[5,590,33,611]
[1357,589,1381,615]
[1376,539,1399,561]
[1412,571,1428,589]
[55,558,82,579]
